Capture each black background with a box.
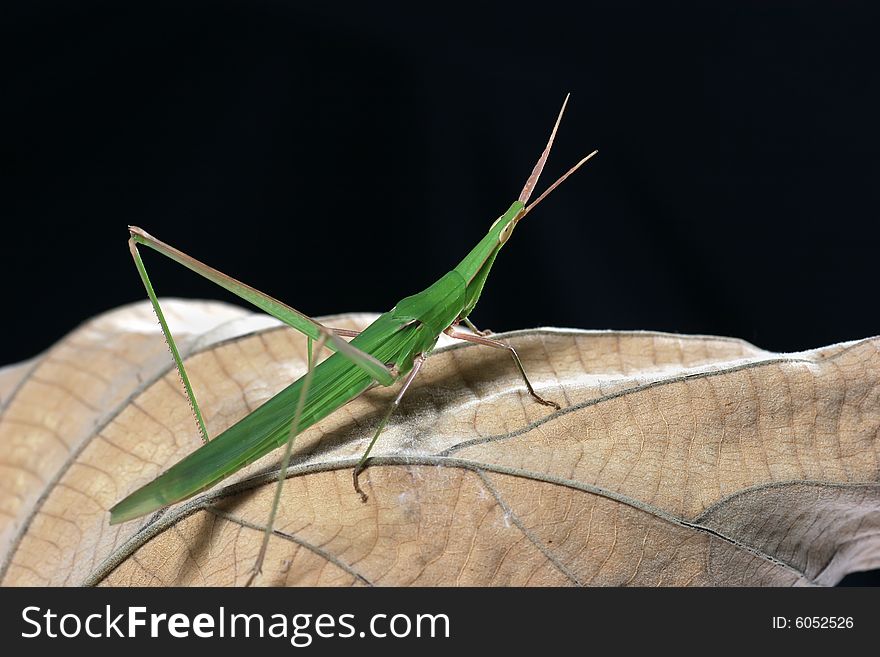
[3,2,878,585]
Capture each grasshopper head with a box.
[499,94,596,245]
[490,202,526,246]
[452,96,596,320]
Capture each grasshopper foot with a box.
[244,566,261,587]
[353,465,369,503]
[532,393,561,410]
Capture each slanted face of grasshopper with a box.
[111,95,597,583]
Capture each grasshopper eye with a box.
[499,221,515,244]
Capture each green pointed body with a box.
[109,201,525,524]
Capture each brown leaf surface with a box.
[1,300,878,586]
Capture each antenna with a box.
[519,150,598,220]
[518,93,570,205]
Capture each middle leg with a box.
[445,328,560,410]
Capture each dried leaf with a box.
[1,300,877,586]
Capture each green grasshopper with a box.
[110,95,597,583]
